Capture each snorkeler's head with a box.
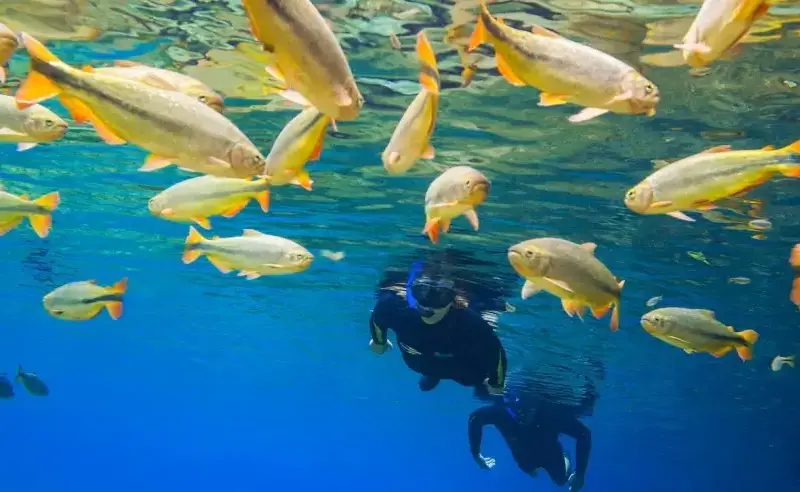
[406,261,456,318]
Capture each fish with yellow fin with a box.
[641,307,758,361]
[43,278,127,321]
[0,22,18,84]
[264,107,332,191]
[508,238,624,331]
[625,140,800,222]
[92,60,224,112]
[148,175,271,230]
[0,94,68,151]
[0,186,59,238]
[467,0,660,123]
[643,0,771,69]
[182,227,313,279]
[382,31,440,175]
[423,166,490,244]
[13,33,266,179]
[241,0,363,121]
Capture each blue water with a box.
[1,1,799,491]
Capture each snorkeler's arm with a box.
[561,417,591,480]
[369,292,399,348]
[468,405,498,459]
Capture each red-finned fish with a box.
[0,22,18,84]
[0,94,67,151]
[423,166,490,244]
[43,278,128,321]
[264,106,331,191]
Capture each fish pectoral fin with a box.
[265,65,286,83]
[495,53,526,87]
[191,217,212,229]
[590,304,611,319]
[666,211,696,222]
[58,96,126,145]
[0,127,29,138]
[699,145,732,154]
[206,255,234,274]
[238,271,262,280]
[538,93,569,107]
[140,154,174,172]
[673,42,712,54]
[422,217,442,244]
[649,200,673,209]
[290,170,313,191]
[692,200,717,211]
[711,346,733,358]
[530,25,560,38]
[421,143,436,160]
[463,208,479,231]
[207,156,233,169]
[568,108,609,123]
[220,201,249,219]
[309,130,327,161]
[278,89,312,107]
[17,143,38,152]
[140,73,180,91]
[521,280,542,299]
[543,277,575,294]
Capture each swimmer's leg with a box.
[419,375,441,392]
[541,443,569,486]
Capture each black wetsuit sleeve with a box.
[369,293,395,346]
[468,405,500,458]
[560,417,591,479]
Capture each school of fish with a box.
[0,0,794,373]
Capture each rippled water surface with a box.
[1,0,799,491]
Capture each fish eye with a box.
[465,179,472,186]
[524,250,533,258]
[626,189,635,199]
[198,95,208,103]
[45,120,54,128]
[51,310,64,315]
[644,83,655,95]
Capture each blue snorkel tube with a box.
[406,261,424,310]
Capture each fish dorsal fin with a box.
[544,277,574,294]
[700,145,732,154]
[140,73,179,91]
[699,309,715,319]
[761,145,775,151]
[242,229,267,237]
[113,60,142,68]
[652,159,672,170]
[87,279,97,284]
[531,25,560,38]
[580,242,597,254]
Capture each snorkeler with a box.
[368,259,508,396]
[468,389,593,492]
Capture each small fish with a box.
[0,94,68,151]
[241,0,363,121]
[423,166,490,244]
[688,251,710,265]
[389,33,402,50]
[92,60,224,112]
[0,187,59,238]
[747,218,772,231]
[382,31,440,175]
[15,365,49,396]
[264,107,331,191]
[508,238,624,331]
[14,33,266,179]
[148,175,270,230]
[728,276,750,285]
[646,295,663,307]
[771,355,794,371]
[625,140,800,222]
[652,0,770,69]
[43,278,127,321]
[505,302,516,313]
[0,22,18,84]
[468,0,660,123]
[641,307,758,361]
[321,250,345,261]
[0,374,14,399]
[182,227,313,279]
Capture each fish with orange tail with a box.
[508,238,624,332]
[0,186,59,238]
[0,22,18,84]
[643,0,771,69]
[264,107,332,191]
[468,0,660,123]
[241,0,363,122]
[13,33,266,179]
[625,140,800,222]
[422,166,490,244]
[43,278,127,321]
[382,31,440,175]
[641,308,758,361]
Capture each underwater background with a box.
[0,0,799,490]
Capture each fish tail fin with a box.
[791,277,800,307]
[28,191,60,238]
[15,33,64,109]
[111,277,128,295]
[780,138,800,156]
[416,31,439,94]
[422,217,441,244]
[468,2,490,52]
[182,226,206,264]
[254,178,271,212]
[104,277,127,320]
[735,329,759,361]
[786,355,796,368]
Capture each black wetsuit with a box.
[468,402,591,486]
[369,290,507,392]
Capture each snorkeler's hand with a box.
[474,454,495,470]
[369,339,393,355]
[483,378,504,396]
[569,473,584,492]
